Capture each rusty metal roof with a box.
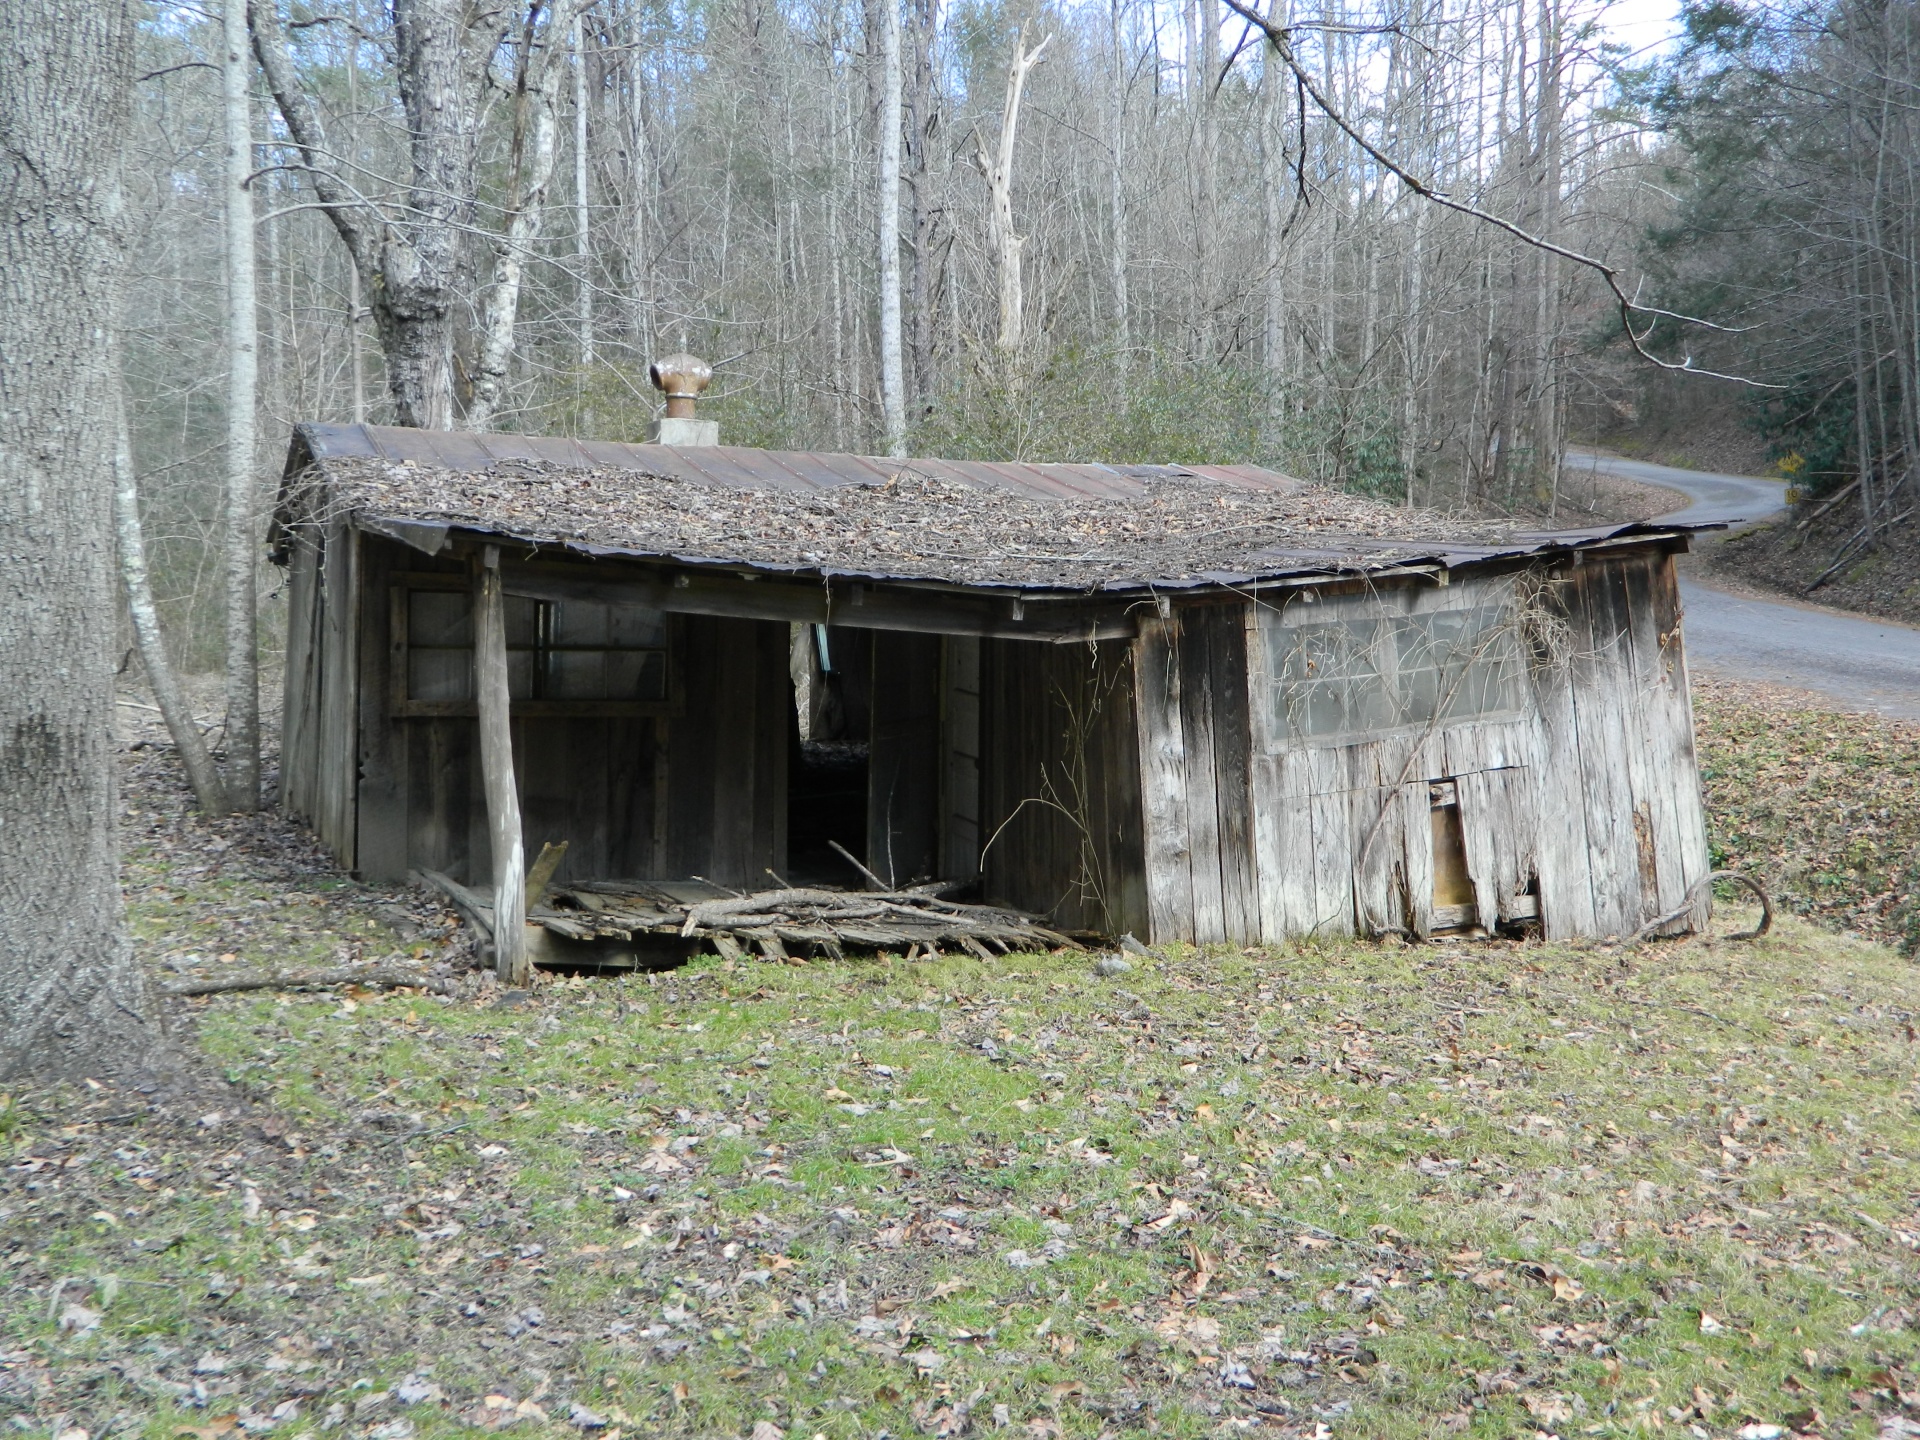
[278,422,1703,594]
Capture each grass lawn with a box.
[4,691,1918,1440]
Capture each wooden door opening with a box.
[786,624,872,886]
[1428,779,1480,932]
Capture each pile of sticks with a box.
[542,879,1075,962]
[418,865,1076,963]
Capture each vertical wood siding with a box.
[1135,549,1708,944]
[335,542,790,890]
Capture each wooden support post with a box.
[475,546,529,983]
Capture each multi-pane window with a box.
[402,588,669,708]
[1259,600,1525,743]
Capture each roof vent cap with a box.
[645,353,718,447]
[648,352,713,419]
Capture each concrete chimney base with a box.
[649,416,719,447]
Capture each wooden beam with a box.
[475,546,529,983]
[493,559,1139,643]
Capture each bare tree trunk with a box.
[346,0,367,423]
[250,0,492,429]
[978,27,1048,356]
[223,0,261,810]
[1109,0,1132,377]
[877,0,907,454]
[903,0,938,402]
[572,4,593,368]
[1195,0,1220,358]
[1259,0,1287,384]
[464,3,569,429]
[623,9,653,363]
[114,381,229,816]
[0,0,168,1084]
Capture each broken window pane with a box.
[1261,600,1525,743]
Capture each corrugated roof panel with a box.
[425,431,497,471]
[480,432,568,464]
[305,423,379,459]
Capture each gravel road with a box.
[1568,449,1920,721]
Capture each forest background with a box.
[121,0,1915,683]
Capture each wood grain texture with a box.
[355,537,408,881]
[1175,607,1227,942]
[1132,615,1193,943]
[316,517,360,869]
[474,550,528,982]
[279,528,323,827]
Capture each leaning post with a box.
[474,545,528,983]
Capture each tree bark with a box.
[902,0,938,404]
[1109,0,1131,376]
[249,0,494,429]
[114,380,229,816]
[464,2,569,430]
[1194,0,1220,359]
[0,0,168,1084]
[223,0,261,810]
[572,5,593,369]
[877,0,907,454]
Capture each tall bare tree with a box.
[222,0,261,810]
[977,26,1048,357]
[249,0,498,428]
[115,376,229,816]
[877,0,907,453]
[465,1,573,429]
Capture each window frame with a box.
[388,573,682,719]
[1253,589,1531,749]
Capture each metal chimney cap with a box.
[648,353,713,401]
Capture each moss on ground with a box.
[5,685,1917,1440]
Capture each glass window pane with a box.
[551,601,609,647]
[409,590,470,647]
[605,649,668,700]
[607,604,667,648]
[408,647,471,702]
[505,597,540,648]
[546,650,606,699]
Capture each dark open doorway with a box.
[786,625,873,886]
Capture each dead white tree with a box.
[114,377,229,815]
[976,25,1049,356]
[466,1,573,429]
[222,0,260,810]
[1108,0,1131,375]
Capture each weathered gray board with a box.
[1134,549,1708,944]
[281,522,1706,948]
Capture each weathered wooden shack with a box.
[272,419,1711,960]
